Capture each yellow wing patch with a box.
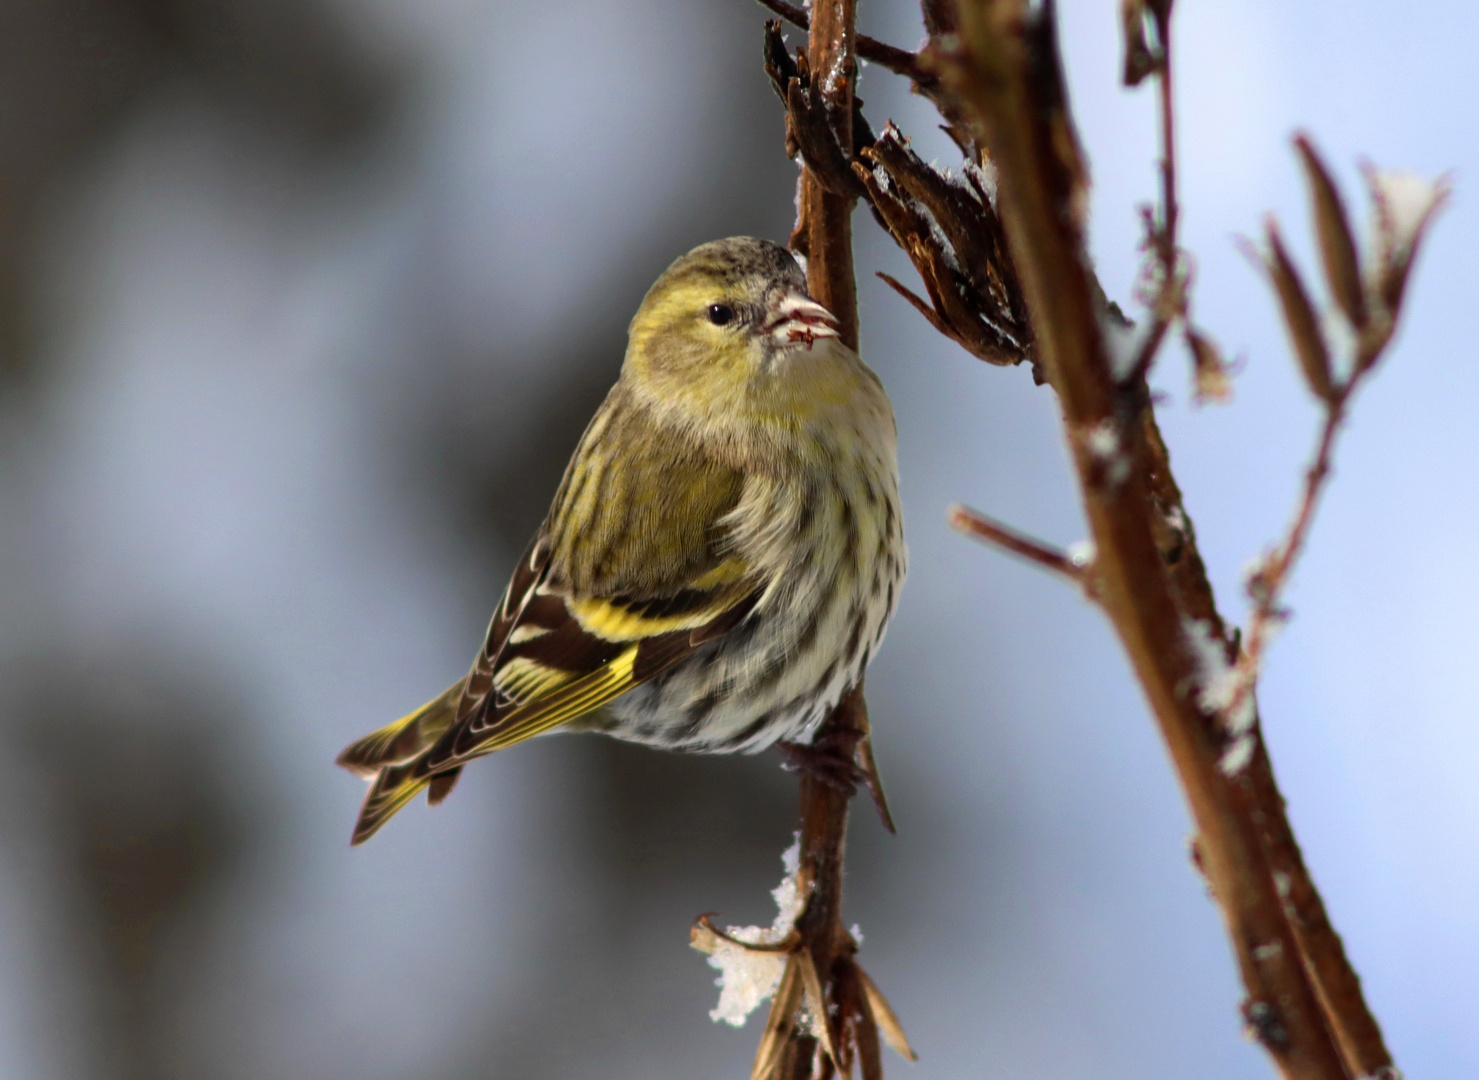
[567,596,721,641]
[469,644,640,756]
[492,655,577,702]
[342,520,763,845]
[567,556,751,641]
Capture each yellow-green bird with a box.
[337,237,905,844]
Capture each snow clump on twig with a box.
[705,836,807,1026]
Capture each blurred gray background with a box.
[0,1,1472,1077]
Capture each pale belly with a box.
[593,488,905,754]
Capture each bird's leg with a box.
[778,717,896,834]
[777,738,866,793]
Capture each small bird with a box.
[337,237,905,844]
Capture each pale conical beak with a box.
[765,292,842,349]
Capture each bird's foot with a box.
[777,736,896,833]
[778,739,867,793]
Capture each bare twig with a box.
[1152,3,1178,291]
[795,0,859,346]
[1222,388,1347,735]
[947,503,1087,588]
[776,4,868,1071]
[1227,142,1448,758]
[1120,0,1192,389]
[933,4,1349,1076]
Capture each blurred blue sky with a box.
[0,1,1473,1077]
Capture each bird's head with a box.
[623,237,853,427]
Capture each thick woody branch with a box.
[935,3,1349,1077]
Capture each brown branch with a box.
[754,0,928,83]
[757,1,1412,1073]
[1246,741,1396,1077]
[778,2,864,1071]
[796,0,859,349]
[744,3,910,1077]
[934,4,1350,1078]
[789,689,864,1077]
[947,503,1087,588]
[825,2,1403,1072]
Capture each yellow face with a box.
[623,237,849,425]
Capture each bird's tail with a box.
[336,681,465,845]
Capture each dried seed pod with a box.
[1120,0,1160,86]
[857,966,917,1062]
[751,957,805,1080]
[1294,133,1367,331]
[1262,221,1336,403]
[856,123,1032,368]
[1361,162,1451,322]
[1187,327,1233,403]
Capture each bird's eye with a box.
[707,304,736,326]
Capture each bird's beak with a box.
[765,292,841,349]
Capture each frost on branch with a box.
[692,836,809,1027]
[1101,305,1153,383]
[1183,618,1258,774]
[1066,539,1097,569]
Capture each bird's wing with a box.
[344,474,763,844]
[433,544,758,767]
[347,549,758,844]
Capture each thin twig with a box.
[754,0,928,83]
[1124,2,1184,388]
[1222,387,1349,729]
[1154,5,1178,288]
[947,503,1087,587]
